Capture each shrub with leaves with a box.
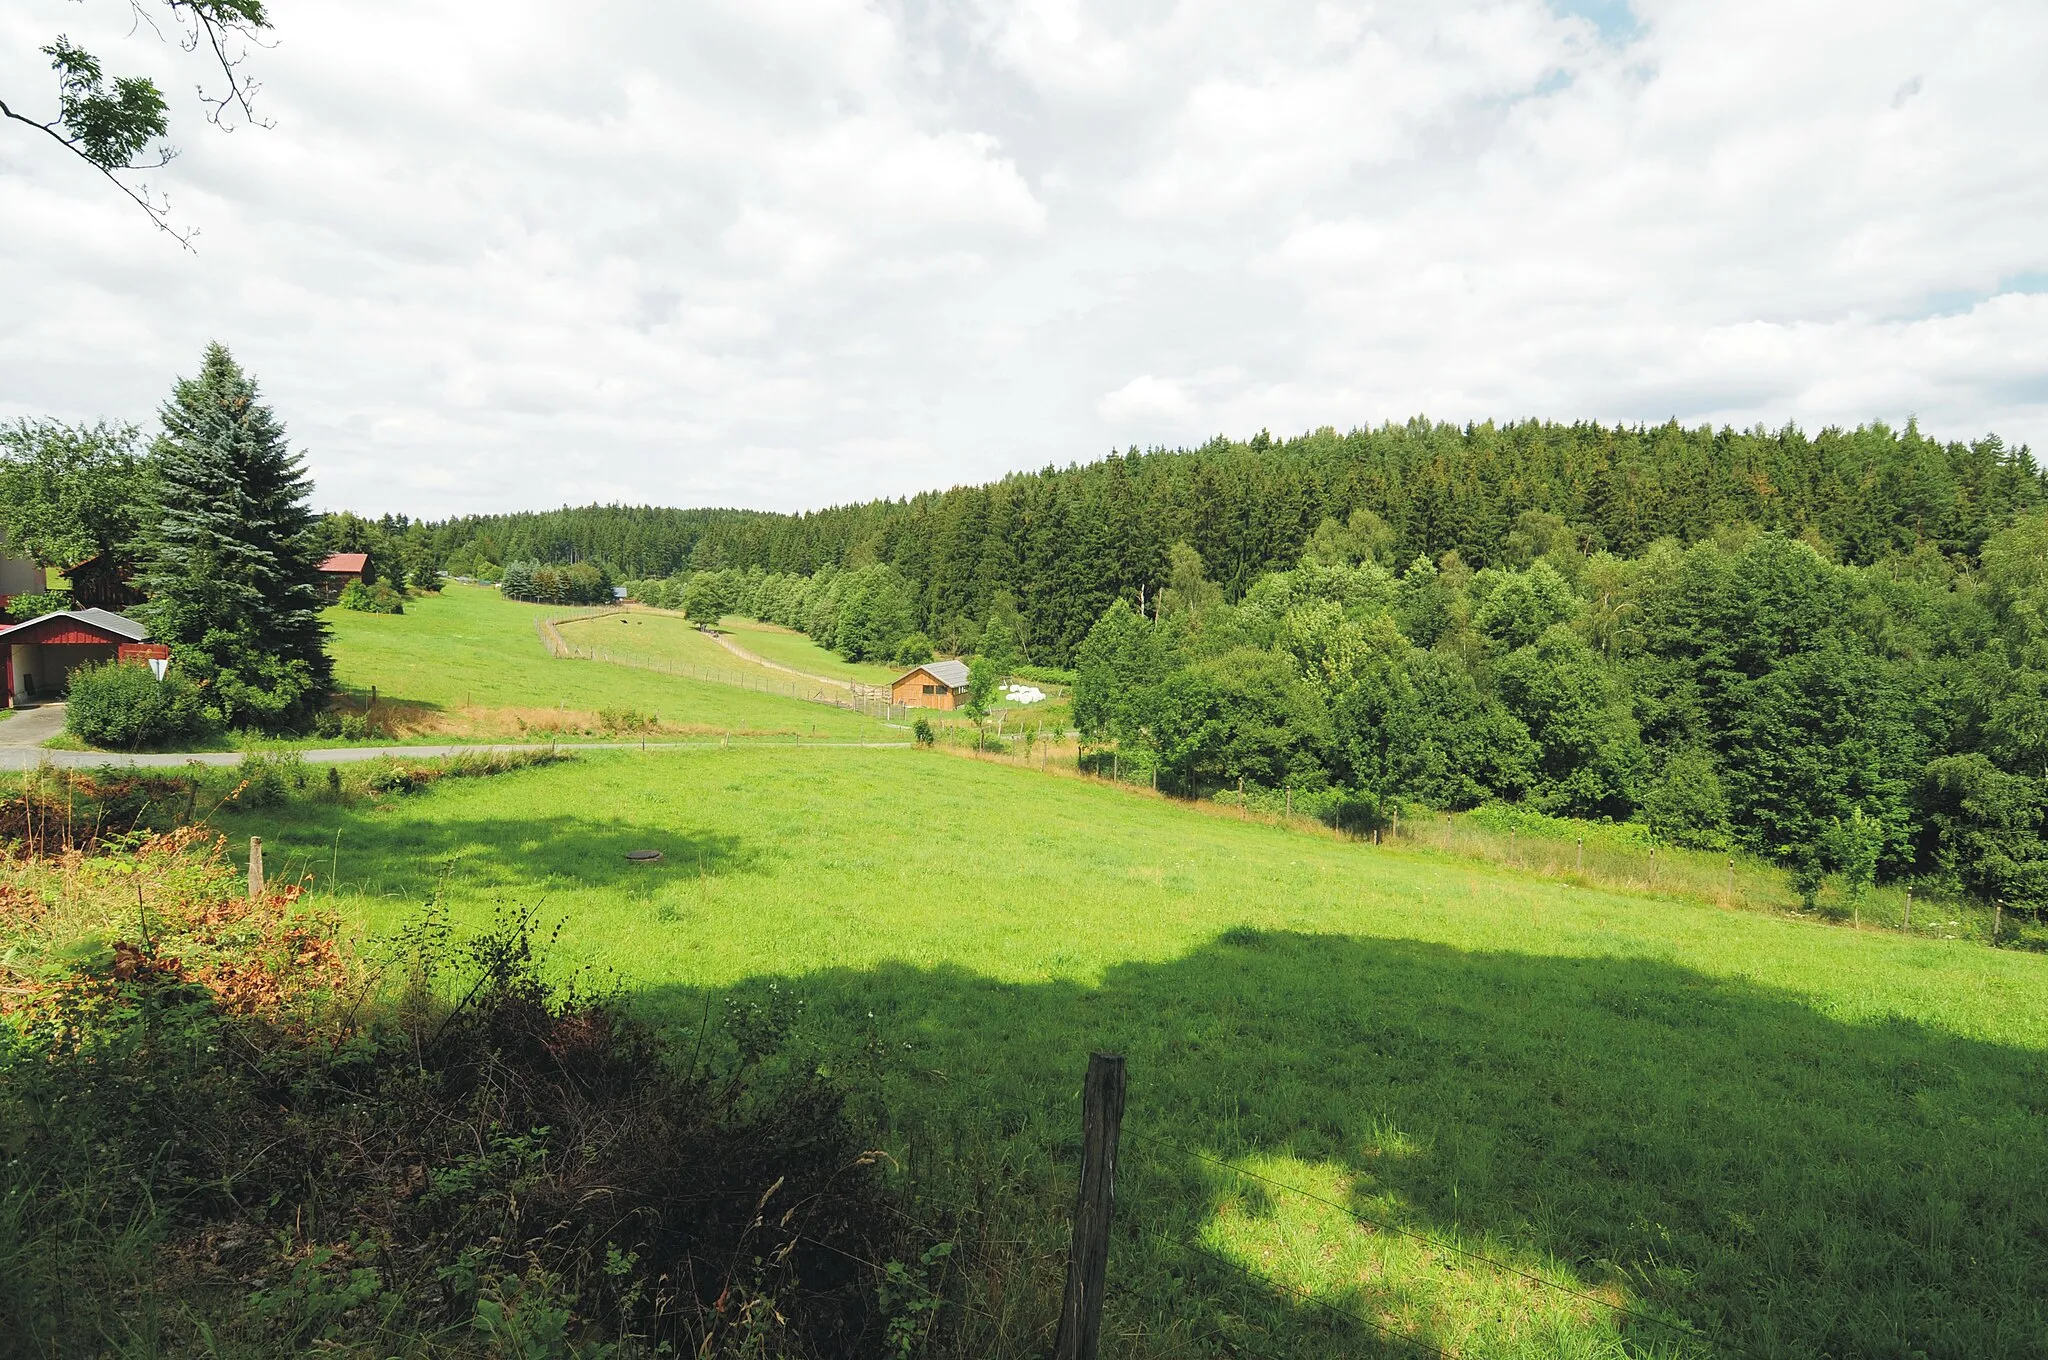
[0,590,74,623]
[336,579,405,614]
[63,658,215,749]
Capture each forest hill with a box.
[368,417,2044,664]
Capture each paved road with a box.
[0,738,910,771]
[0,703,69,749]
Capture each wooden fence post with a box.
[1993,898,2002,947]
[1577,836,1584,873]
[1054,1052,1127,1360]
[1238,776,1246,819]
[247,836,264,899]
[1903,887,1912,931]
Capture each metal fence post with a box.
[1054,1052,1126,1360]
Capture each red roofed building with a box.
[316,552,370,601]
[0,607,152,707]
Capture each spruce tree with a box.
[138,342,330,731]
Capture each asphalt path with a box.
[0,703,71,750]
[0,739,910,771]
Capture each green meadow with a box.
[228,745,2048,1360]
[555,608,849,705]
[715,613,907,686]
[324,584,884,741]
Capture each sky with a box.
[2,0,2044,519]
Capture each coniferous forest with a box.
[415,418,2041,654]
[353,417,2046,911]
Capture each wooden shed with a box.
[0,607,152,707]
[316,552,370,601]
[891,659,970,710]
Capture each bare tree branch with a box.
[161,0,275,130]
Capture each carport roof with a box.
[0,608,150,644]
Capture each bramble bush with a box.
[64,659,216,749]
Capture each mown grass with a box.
[222,745,2048,1359]
[325,585,887,742]
[714,615,906,687]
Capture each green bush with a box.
[1642,748,1732,849]
[337,579,406,614]
[63,660,216,749]
[1,590,72,623]
[891,632,935,666]
[313,709,372,741]
[232,749,307,807]
[1466,799,1656,848]
[912,717,935,747]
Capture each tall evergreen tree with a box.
[138,342,330,730]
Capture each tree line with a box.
[1065,516,2048,912]
[403,419,2043,668]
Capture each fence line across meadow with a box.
[534,612,910,722]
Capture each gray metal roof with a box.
[0,607,150,642]
[902,658,970,688]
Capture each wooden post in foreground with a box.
[247,836,264,899]
[1054,1052,1127,1360]
[1993,899,2003,947]
[1903,887,1912,931]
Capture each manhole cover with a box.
[624,849,664,863]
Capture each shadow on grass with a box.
[635,932,2048,1360]
[223,810,772,896]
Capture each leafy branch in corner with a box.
[0,1,274,248]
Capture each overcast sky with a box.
[3,1,2044,519]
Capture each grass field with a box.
[715,614,906,686]
[226,745,2048,1359]
[326,585,886,742]
[556,608,850,702]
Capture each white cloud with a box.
[0,0,2042,518]
[1098,374,1196,428]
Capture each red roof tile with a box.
[318,552,369,574]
